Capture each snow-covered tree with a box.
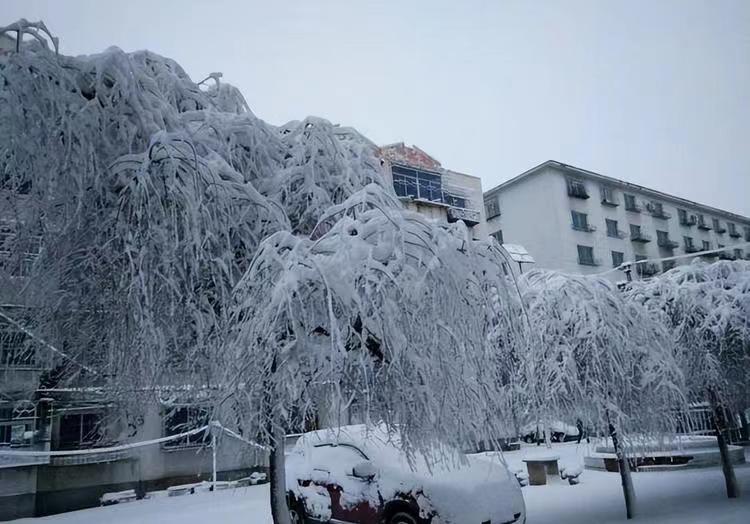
[1,20,525,524]
[519,269,686,519]
[625,260,750,499]
[223,185,524,523]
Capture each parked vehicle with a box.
[286,424,526,524]
[519,420,580,443]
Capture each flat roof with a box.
[484,160,750,223]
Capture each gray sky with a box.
[5,0,750,215]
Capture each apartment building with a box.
[379,143,487,239]
[484,160,750,281]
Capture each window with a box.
[649,201,668,218]
[611,251,624,268]
[606,219,620,238]
[391,165,441,202]
[600,186,617,205]
[735,249,743,260]
[58,413,103,450]
[745,226,750,241]
[624,194,639,212]
[567,178,589,199]
[728,222,740,237]
[577,245,596,266]
[484,197,500,219]
[713,218,723,232]
[490,230,504,245]
[697,214,710,229]
[571,211,591,231]
[702,240,711,251]
[683,236,695,251]
[630,224,641,238]
[309,444,368,475]
[0,323,35,367]
[163,406,209,449]
[657,230,669,244]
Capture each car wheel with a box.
[289,505,305,524]
[389,511,418,524]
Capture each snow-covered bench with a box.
[100,489,137,506]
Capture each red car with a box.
[286,424,525,524]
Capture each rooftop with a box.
[485,160,750,223]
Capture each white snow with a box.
[11,443,750,524]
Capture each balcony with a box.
[728,229,741,238]
[637,263,660,277]
[697,220,711,231]
[446,206,481,227]
[700,251,717,259]
[572,223,597,233]
[646,204,671,220]
[625,203,642,213]
[607,229,626,239]
[657,238,679,250]
[567,184,589,199]
[601,196,618,207]
[684,245,700,253]
[578,256,601,267]
[679,215,697,227]
[714,223,727,234]
[630,231,652,243]
[718,251,735,261]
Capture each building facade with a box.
[379,143,487,239]
[484,161,750,281]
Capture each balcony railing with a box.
[630,231,652,243]
[567,185,589,199]
[714,223,727,234]
[684,245,700,253]
[637,263,660,277]
[578,256,601,267]
[625,202,642,213]
[697,220,711,231]
[572,223,597,233]
[601,196,618,207]
[657,238,679,250]
[607,229,626,239]
[446,206,481,227]
[646,204,671,219]
[728,228,741,238]
[680,215,697,227]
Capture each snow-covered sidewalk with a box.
[11,443,750,524]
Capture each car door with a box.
[309,444,381,524]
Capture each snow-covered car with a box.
[286,424,525,524]
[519,421,580,443]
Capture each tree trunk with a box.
[708,389,740,499]
[269,424,292,524]
[609,422,636,519]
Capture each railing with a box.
[630,232,652,243]
[728,228,741,238]
[601,197,618,207]
[650,209,671,220]
[684,245,700,253]
[714,224,727,233]
[625,203,642,213]
[446,206,481,226]
[657,238,679,249]
[567,182,589,199]
[572,223,596,233]
[578,256,600,267]
[50,449,130,466]
[607,229,626,239]
[637,263,660,277]
[697,220,711,230]
[680,216,697,226]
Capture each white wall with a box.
[485,165,750,282]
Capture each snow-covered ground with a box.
[12,443,750,524]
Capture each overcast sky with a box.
[5,0,749,215]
